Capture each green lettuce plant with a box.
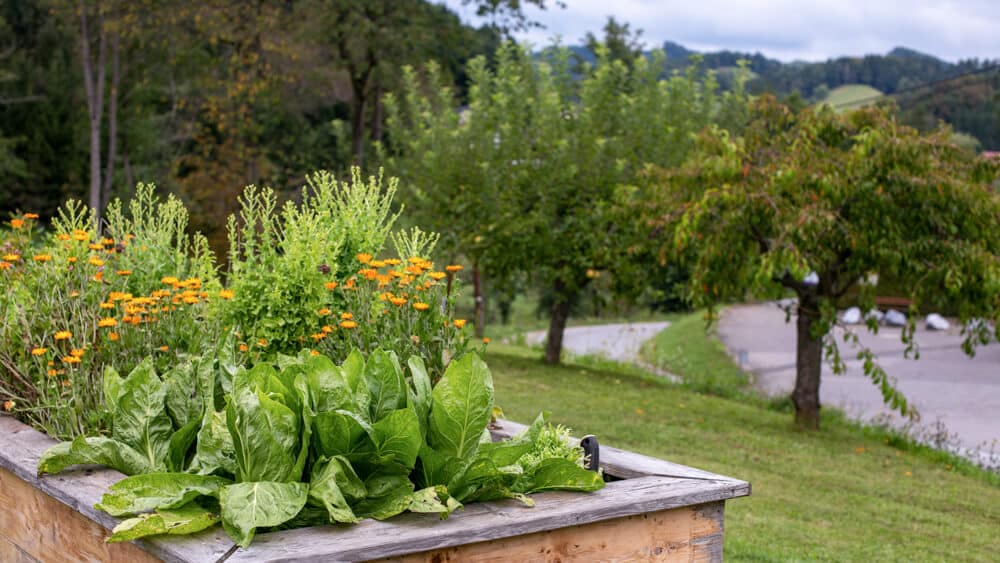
[38,349,604,547]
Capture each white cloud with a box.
[441,0,1000,61]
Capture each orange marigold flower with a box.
[482,337,491,344]
[101,237,114,246]
[93,271,104,282]
[453,319,467,329]
[72,231,88,242]
[70,348,85,358]
[88,256,104,267]
[356,253,373,264]
[239,343,249,352]
[359,268,378,280]
[33,254,52,262]
[31,347,48,356]
[384,258,401,266]
[182,296,199,304]
[412,302,430,311]
[47,369,58,376]
[62,355,81,364]
[161,276,179,285]
[370,260,386,268]
[445,265,463,272]
[117,270,132,276]
[3,253,20,262]
[3,400,14,411]
[322,325,334,334]
[311,333,328,341]
[54,330,72,341]
[340,312,353,320]
[257,338,267,346]
[0,261,11,270]
[10,219,24,229]
[340,320,357,329]
[324,281,338,291]
[158,345,169,352]
[88,243,103,251]
[100,302,114,309]
[67,256,78,263]
[57,233,71,241]
[122,315,133,323]
[108,332,120,342]
[219,289,235,300]
[389,297,407,306]
[428,272,447,281]
[108,291,131,301]
[23,213,39,220]
[317,307,331,316]
[310,350,321,356]
[98,318,117,328]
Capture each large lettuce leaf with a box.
[220,481,309,547]
[428,353,494,461]
[95,473,230,516]
[108,503,220,543]
[37,436,150,475]
[226,380,301,483]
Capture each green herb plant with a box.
[38,349,604,547]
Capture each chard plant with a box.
[38,349,604,547]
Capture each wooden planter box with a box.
[0,416,750,563]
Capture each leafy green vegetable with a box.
[372,408,422,470]
[112,358,176,470]
[514,458,605,493]
[226,378,301,483]
[220,481,309,547]
[38,436,150,476]
[108,503,221,543]
[365,350,406,421]
[95,473,230,516]
[307,456,363,523]
[428,353,494,461]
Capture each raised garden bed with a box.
[0,416,750,562]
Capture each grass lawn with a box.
[487,319,1000,561]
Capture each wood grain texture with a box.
[228,476,745,563]
[371,502,725,563]
[0,416,235,563]
[0,465,161,563]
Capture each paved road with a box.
[524,322,671,363]
[718,303,1000,460]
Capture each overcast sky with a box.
[442,0,1000,62]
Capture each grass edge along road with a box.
[487,313,1000,562]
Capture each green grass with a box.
[821,84,884,112]
[487,315,1000,561]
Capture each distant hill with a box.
[820,84,884,111]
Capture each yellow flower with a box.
[445,265,463,273]
[482,337,491,344]
[324,281,338,291]
[0,261,10,270]
[100,302,115,309]
[117,270,132,276]
[359,268,378,280]
[62,355,81,364]
[356,253,373,264]
[161,276,179,285]
[384,258,401,266]
[389,297,407,306]
[407,257,424,264]
[453,319,467,329]
[88,243,103,251]
[108,291,131,301]
[322,325,334,334]
[182,296,199,304]
[31,347,48,356]
[340,320,357,329]
[88,256,104,267]
[370,260,386,268]
[310,350,321,356]
[3,254,20,262]
[98,318,117,328]
[54,330,72,341]
[67,256,77,263]
[47,369,58,376]
[70,348,85,358]
[412,302,430,311]
[428,272,447,281]
[219,289,234,300]
[158,345,169,352]
[108,332,120,342]
[239,343,249,352]
[257,338,267,347]
[33,254,52,262]
[318,307,331,316]
[340,312,353,320]
[3,400,14,411]
[311,333,328,341]
[23,213,39,220]
[10,219,24,229]
[57,233,71,241]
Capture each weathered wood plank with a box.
[0,415,235,563]
[1,465,161,563]
[371,502,726,563]
[490,419,748,483]
[228,476,746,562]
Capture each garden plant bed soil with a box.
[0,416,750,563]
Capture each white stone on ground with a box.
[925,313,950,331]
[884,309,907,327]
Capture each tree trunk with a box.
[350,92,366,166]
[545,279,573,365]
[473,263,485,339]
[101,30,120,212]
[792,296,823,429]
[370,80,383,143]
[79,1,106,223]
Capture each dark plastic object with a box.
[580,434,599,472]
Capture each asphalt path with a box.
[524,322,670,363]
[717,303,1000,463]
